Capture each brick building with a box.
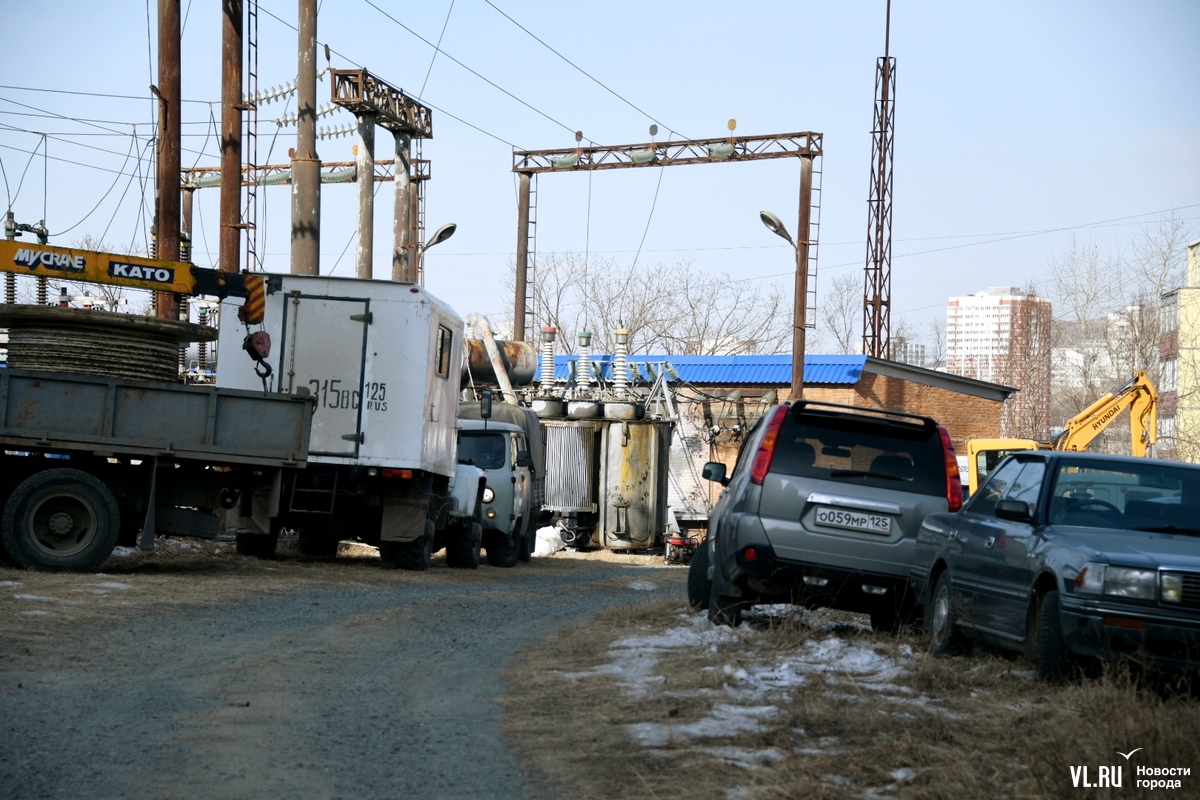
[543,353,1015,524]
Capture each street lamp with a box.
[761,209,806,400]
[418,222,457,285]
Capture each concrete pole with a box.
[513,171,532,342]
[219,0,241,276]
[391,131,412,282]
[155,0,181,318]
[291,0,320,276]
[792,154,814,400]
[355,112,376,280]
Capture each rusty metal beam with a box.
[512,132,821,174]
[330,68,433,137]
[181,160,430,187]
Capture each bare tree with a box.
[506,252,792,356]
[925,317,946,370]
[819,272,859,354]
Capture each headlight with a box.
[1161,573,1184,604]
[482,487,494,503]
[1076,562,1157,600]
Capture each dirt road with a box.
[0,541,681,799]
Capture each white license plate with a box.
[813,506,891,534]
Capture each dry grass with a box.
[502,600,1200,799]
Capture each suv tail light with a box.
[937,426,963,512]
[750,406,789,485]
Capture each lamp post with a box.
[761,209,806,400]
[418,222,457,285]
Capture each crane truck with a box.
[966,371,1158,495]
[0,240,483,571]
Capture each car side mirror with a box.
[995,498,1033,522]
[702,461,729,486]
[515,451,532,468]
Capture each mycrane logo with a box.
[109,260,175,284]
[12,247,85,273]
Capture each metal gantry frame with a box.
[329,68,433,281]
[511,131,823,343]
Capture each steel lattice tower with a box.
[863,1,895,358]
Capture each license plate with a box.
[813,506,891,534]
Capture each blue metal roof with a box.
[546,354,866,385]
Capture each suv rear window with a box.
[771,409,945,498]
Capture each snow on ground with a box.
[627,581,658,591]
[557,606,949,772]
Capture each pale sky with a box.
[1,1,1197,351]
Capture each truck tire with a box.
[446,521,482,569]
[517,519,533,563]
[484,529,520,568]
[235,532,279,559]
[380,520,435,571]
[297,528,339,558]
[2,469,121,572]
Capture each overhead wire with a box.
[255,4,519,149]
[356,0,577,141]
[481,0,688,141]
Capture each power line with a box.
[357,0,578,140]
[0,84,212,104]
[482,0,687,140]
[255,4,519,148]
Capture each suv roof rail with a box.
[789,399,937,431]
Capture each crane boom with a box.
[0,240,267,321]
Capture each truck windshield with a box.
[458,433,507,470]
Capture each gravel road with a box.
[0,550,682,799]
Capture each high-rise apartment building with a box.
[946,287,1052,438]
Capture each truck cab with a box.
[457,419,534,567]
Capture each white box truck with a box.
[217,274,482,569]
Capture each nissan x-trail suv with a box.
[693,400,962,628]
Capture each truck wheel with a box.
[446,521,481,569]
[517,520,533,563]
[235,532,279,559]
[484,529,520,568]
[381,520,435,571]
[297,528,339,558]
[687,543,711,611]
[1,469,121,572]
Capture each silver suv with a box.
[692,400,963,628]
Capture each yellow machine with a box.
[966,372,1158,495]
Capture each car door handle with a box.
[946,531,957,541]
[984,536,996,549]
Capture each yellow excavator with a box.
[966,371,1158,495]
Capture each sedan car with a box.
[911,450,1200,680]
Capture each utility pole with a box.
[220,0,242,276]
[154,0,181,318]
[355,111,376,279]
[291,0,321,276]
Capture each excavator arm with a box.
[1054,371,1158,456]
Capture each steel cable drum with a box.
[0,305,217,382]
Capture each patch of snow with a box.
[109,547,137,558]
[95,582,133,590]
[628,581,658,591]
[0,580,22,588]
[625,704,779,747]
[697,746,784,769]
[20,610,51,616]
[13,594,61,602]
[889,768,916,782]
